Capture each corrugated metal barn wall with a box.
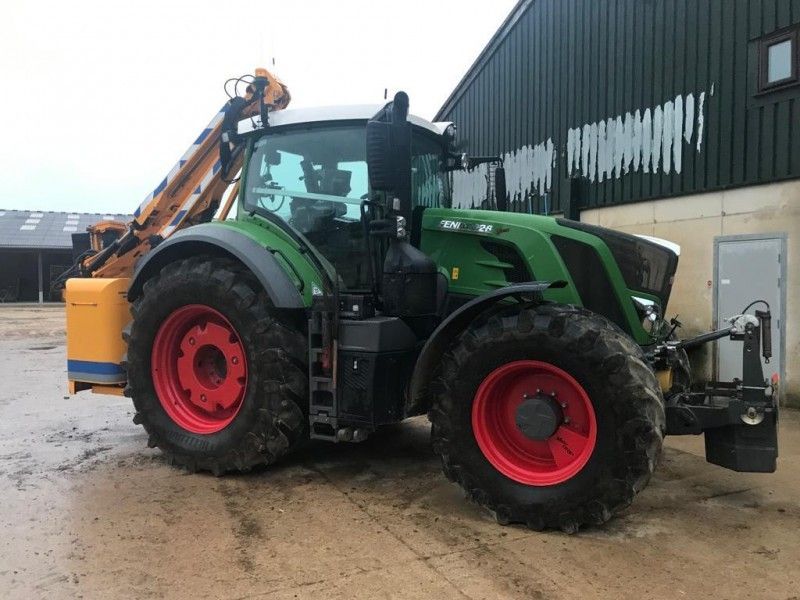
[436,0,800,216]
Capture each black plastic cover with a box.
[337,314,418,427]
[338,349,416,426]
[556,218,678,305]
[338,316,417,353]
[382,241,438,316]
[551,235,629,333]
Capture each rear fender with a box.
[407,281,567,415]
[127,224,304,309]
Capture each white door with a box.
[715,235,784,387]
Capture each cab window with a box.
[242,124,449,289]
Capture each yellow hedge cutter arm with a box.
[77,68,290,281]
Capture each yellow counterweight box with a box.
[66,278,132,391]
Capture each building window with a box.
[759,25,799,92]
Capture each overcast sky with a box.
[0,0,516,215]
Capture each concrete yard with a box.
[1,305,798,600]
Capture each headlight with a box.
[632,296,661,333]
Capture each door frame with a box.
[712,232,787,398]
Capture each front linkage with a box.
[649,306,778,473]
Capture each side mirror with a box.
[366,120,397,191]
[367,92,412,216]
[494,166,507,211]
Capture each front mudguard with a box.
[406,281,567,416]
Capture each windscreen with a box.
[244,126,368,224]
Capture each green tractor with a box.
[121,92,778,531]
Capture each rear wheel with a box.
[430,303,665,532]
[124,256,307,474]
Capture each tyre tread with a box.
[430,303,665,532]
[125,256,307,474]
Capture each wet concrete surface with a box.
[1,305,799,599]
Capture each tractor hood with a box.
[419,208,679,344]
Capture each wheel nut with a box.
[189,337,196,346]
[200,394,207,402]
[231,357,239,365]
[561,402,567,409]
[564,416,571,424]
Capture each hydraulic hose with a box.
[676,327,734,351]
[756,309,772,361]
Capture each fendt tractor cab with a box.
[64,69,778,531]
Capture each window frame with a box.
[758,25,800,93]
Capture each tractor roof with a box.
[237,104,450,137]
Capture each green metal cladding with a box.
[436,0,800,216]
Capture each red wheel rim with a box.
[472,360,597,486]
[151,305,248,434]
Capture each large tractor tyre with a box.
[124,256,307,475]
[430,303,665,532]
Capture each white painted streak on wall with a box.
[451,139,556,208]
[581,123,591,178]
[503,139,555,198]
[566,90,709,180]
[684,93,695,145]
[662,100,674,174]
[566,127,579,175]
[622,113,634,174]
[697,91,705,153]
[597,119,607,183]
[673,95,684,174]
[631,110,642,172]
[589,122,598,182]
[452,88,711,208]
[642,108,652,173]
[614,116,625,178]
[652,104,663,173]
[452,165,488,209]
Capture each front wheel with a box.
[430,303,665,532]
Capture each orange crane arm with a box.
[82,68,290,280]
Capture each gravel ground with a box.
[0,305,798,599]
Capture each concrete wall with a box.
[581,179,800,406]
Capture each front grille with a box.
[556,218,678,304]
[551,235,629,333]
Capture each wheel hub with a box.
[472,360,597,486]
[175,320,245,413]
[151,305,248,434]
[515,394,563,440]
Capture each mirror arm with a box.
[465,155,504,170]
